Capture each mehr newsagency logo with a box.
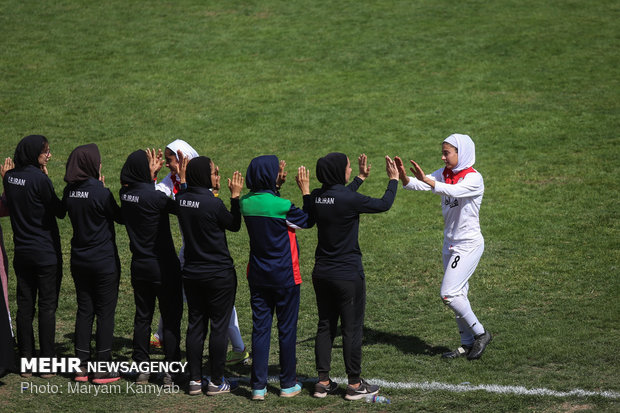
[19,357,185,396]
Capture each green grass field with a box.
[0,0,618,411]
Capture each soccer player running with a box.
[394,134,492,360]
[297,153,398,400]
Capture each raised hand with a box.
[394,156,410,185]
[276,160,287,189]
[212,165,221,192]
[146,148,164,180]
[358,153,371,180]
[0,157,14,179]
[410,160,426,181]
[176,150,188,184]
[227,171,244,199]
[385,156,399,180]
[98,163,106,186]
[295,166,310,195]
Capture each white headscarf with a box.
[443,134,475,172]
[166,139,199,160]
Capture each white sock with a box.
[448,295,485,336]
[228,307,245,352]
[455,316,475,346]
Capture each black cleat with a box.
[442,345,472,359]
[467,331,492,360]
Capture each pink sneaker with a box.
[92,371,120,385]
[74,367,89,382]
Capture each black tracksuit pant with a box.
[72,268,119,364]
[184,272,236,383]
[14,257,61,358]
[131,276,183,364]
[313,276,366,385]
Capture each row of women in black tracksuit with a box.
[1,134,400,397]
[0,137,238,385]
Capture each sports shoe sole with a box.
[344,389,379,400]
[280,389,301,397]
[207,378,239,396]
[188,380,202,395]
[206,385,231,396]
[92,376,121,385]
[280,383,302,398]
[345,379,380,401]
[252,389,266,401]
[345,390,378,401]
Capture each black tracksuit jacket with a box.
[176,187,241,279]
[3,165,65,265]
[120,182,179,282]
[62,177,122,274]
[306,177,398,280]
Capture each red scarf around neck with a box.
[172,176,181,194]
[442,167,476,184]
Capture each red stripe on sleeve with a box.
[288,228,302,285]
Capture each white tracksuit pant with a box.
[441,240,485,345]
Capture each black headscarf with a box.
[14,135,48,168]
[246,155,279,192]
[316,152,348,186]
[186,156,213,189]
[120,150,152,185]
[64,144,101,184]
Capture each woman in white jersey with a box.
[395,134,491,360]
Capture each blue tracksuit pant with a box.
[249,284,300,390]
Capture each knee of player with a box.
[441,295,453,305]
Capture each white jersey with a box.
[155,173,176,199]
[403,168,484,246]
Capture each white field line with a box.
[228,376,620,400]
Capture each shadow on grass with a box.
[61,332,192,360]
[61,332,135,359]
[298,328,450,356]
[363,327,449,356]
